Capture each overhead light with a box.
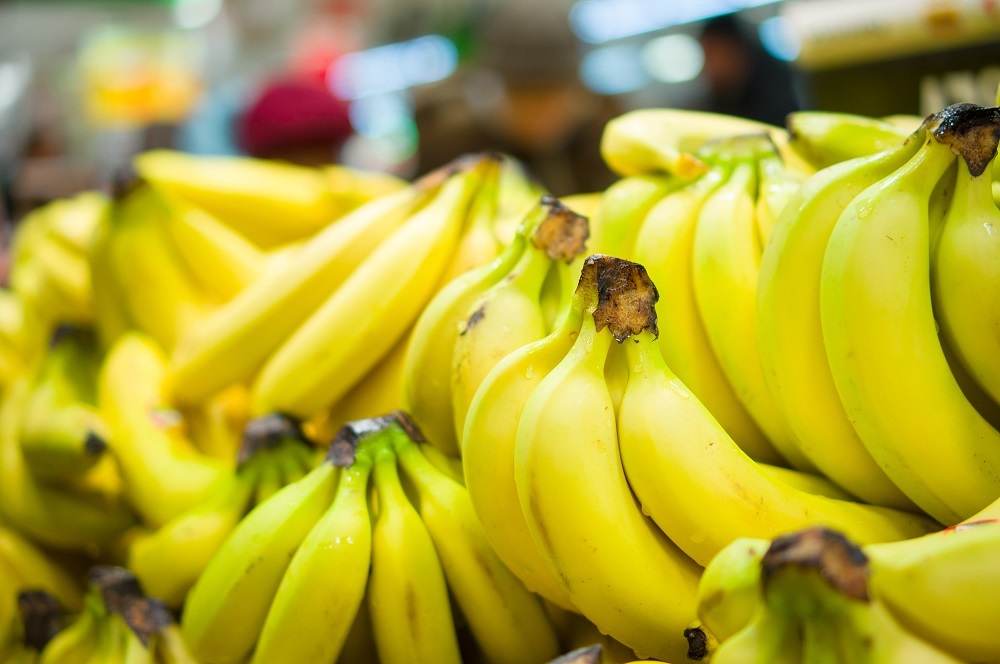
[579,45,649,95]
[642,33,704,83]
[758,16,800,61]
[329,35,458,101]
[570,0,782,44]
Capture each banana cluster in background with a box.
[0,93,999,664]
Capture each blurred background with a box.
[2,0,1000,220]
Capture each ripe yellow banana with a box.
[0,526,82,612]
[452,197,589,452]
[438,160,501,284]
[109,186,218,353]
[158,197,264,301]
[323,330,409,436]
[691,149,811,470]
[98,333,227,527]
[757,131,924,510]
[0,377,136,551]
[135,150,343,248]
[368,440,462,664]
[587,174,674,257]
[11,219,93,325]
[932,153,1000,410]
[87,199,132,351]
[632,160,777,462]
[820,104,1000,524]
[865,497,1000,662]
[251,157,490,419]
[753,149,802,248]
[169,181,428,406]
[394,420,561,664]
[612,258,935,569]
[403,222,529,456]
[180,452,339,662]
[251,432,374,664]
[696,538,770,642]
[786,111,912,168]
[37,599,99,664]
[462,294,582,610]
[20,327,108,480]
[515,257,701,663]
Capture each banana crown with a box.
[8,590,62,654]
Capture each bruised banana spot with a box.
[461,304,487,336]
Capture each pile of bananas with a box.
[1,96,999,664]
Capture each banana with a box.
[335,587,379,664]
[758,465,853,501]
[820,103,1000,524]
[109,185,218,353]
[587,174,674,257]
[0,376,136,550]
[87,197,132,351]
[38,601,99,664]
[696,538,770,642]
[932,149,1000,410]
[711,609,802,664]
[323,163,407,207]
[753,149,802,248]
[135,150,344,248]
[251,425,374,664]
[98,333,227,527]
[168,173,431,406]
[515,257,702,663]
[403,217,529,457]
[612,256,935,567]
[368,438,462,664]
[251,156,491,419]
[180,449,339,663]
[494,156,548,247]
[452,197,589,451]
[44,191,107,254]
[182,384,249,463]
[127,463,259,608]
[158,197,264,301]
[757,129,925,510]
[864,498,1000,662]
[631,159,778,463]
[393,417,561,664]
[462,287,582,610]
[438,159,501,284]
[691,143,811,470]
[20,327,108,480]
[786,111,911,168]
[0,526,82,612]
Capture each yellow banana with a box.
[20,327,108,480]
[691,147,811,470]
[109,185,218,353]
[515,257,701,663]
[696,538,770,642]
[632,160,777,463]
[613,261,936,568]
[438,159,501,284]
[0,377,136,551]
[587,174,674,257]
[38,601,99,664]
[0,526,82,612]
[493,156,547,247]
[87,198,132,351]
[462,291,582,610]
[403,220,528,457]
[820,104,1000,524]
[932,151,1000,410]
[394,420,561,664]
[335,587,379,664]
[180,453,339,663]
[368,440,462,664]
[786,111,911,168]
[98,333,226,527]
[753,149,802,248]
[135,150,343,248]
[251,429,374,664]
[452,197,589,452]
[158,197,264,301]
[251,156,489,419]
[757,130,924,510]
[44,191,107,254]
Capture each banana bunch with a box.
[127,414,317,608]
[0,289,47,390]
[465,254,937,662]
[404,194,590,456]
[9,191,107,327]
[0,525,82,628]
[699,494,1000,664]
[30,566,197,664]
[169,153,504,421]
[182,411,559,664]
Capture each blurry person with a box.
[236,75,354,167]
[412,1,620,196]
[696,13,801,126]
